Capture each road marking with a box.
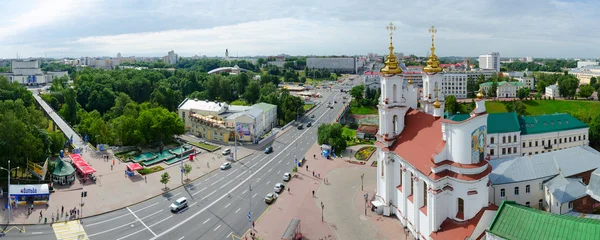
[149,94,339,240]
[268,168,272,172]
[148,215,173,227]
[227,232,233,238]
[179,237,184,240]
[115,216,172,240]
[253,193,257,198]
[277,171,281,174]
[266,181,271,186]
[235,208,241,213]
[127,207,157,236]
[242,190,247,194]
[203,218,211,224]
[31,232,42,235]
[278,160,282,164]
[87,210,161,237]
[202,190,217,200]
[192,187,208,196]
[214,225,221,231]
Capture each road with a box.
[4,84,355,240]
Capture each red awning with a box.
[80,166,96,174]
[70,154,83,161]
[127,163,143,171]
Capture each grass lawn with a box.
[138,166,164,175]
[484,99,600,116]
[190,142,221,152]
[303,104,313,111]
[230,100,251,106]
[342,126,356,139]
[349,105,378,115]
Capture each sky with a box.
[1,0,599,59]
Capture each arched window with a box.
[514,187,519,195]
[457,198,464,219]
[423,182,428,207]
[526,185,530,193]
[393,115,398,134]
[393,84,397,102]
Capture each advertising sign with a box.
[236,123,251,136]
[27,161,44,179]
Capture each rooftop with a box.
[587,168,600,202]
[490,146,600,185]
[488,201,600,240]
[178,98,228,112]
[357,124,378,134]
[518,113,588,135]
[488,112,521,133]
[480,81,526,87]
[252,102,277,112]
[431,205,498,240]
[546,174,588,203]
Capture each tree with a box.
[63,88,78,125]
[505,101,514,112]
[160,172,170,190]
[578,84,594,99]
[183,164,192,181]
[444,95,459,115]
[466,76,476,98]
[558,75,579,98]
[489,81,498,97]
[350,85,365,101]
[243,80,261,104]
[513,100,526,116]
[317,123,347,154]
[517,88,529,100]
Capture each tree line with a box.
[501,59,577,72]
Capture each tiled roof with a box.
[488,201,600,240]
[490,146,600,185]
[487,112,521,133]
[430,205,498,240]
[546,174,588,203]
[357,124,378,134]
[390,109,443,176]
[518,113,588,135]
[446,113,470,122]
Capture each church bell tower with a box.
[421,26,445,117]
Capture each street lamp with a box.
[233,132,254,233]
[364,194,368,216]
[0,160,20,225]
[296,106,303,123]
[321,201,325,222]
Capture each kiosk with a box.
[9,184,50,205]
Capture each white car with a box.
[222,149,231,155]
[170,197,188,212]
[265,192,278,204]
[283,172,291,182]
[220,162,232,170]
[274,183,285,193]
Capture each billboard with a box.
[28,159,48,180]
[236,123,251,137]
[471,125,487,163]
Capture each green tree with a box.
[48,131,66,155]
[63,88,78,124]
[489,81,498,97]
[578,84,594,99]
[317,123,347,155]
[183,163,192,181]
[350,85,365,101]
[160,172,170,190]
[466,76,476,98]
[517,88,530,100]
[444,95,458,115]
[513,100,526,116]
[243,81,261,104]
[558,76,579,98]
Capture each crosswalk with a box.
[52,220,89,240]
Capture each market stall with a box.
[9,184,50,206]
[125,163,143,177]
[52,158,76,185]
[69,154,97,182]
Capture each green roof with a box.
[53,158,75,176]
[518,113,588,135]
[487,112,521,133]
[448,113,471,122]
[488,201,600,240]
[253,102,277,112]
[480,81,525,88]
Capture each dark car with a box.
[264,146,273,154]
[297,124,304,130]
[307,122,312,127]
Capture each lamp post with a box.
[296,106,303,123]
[361,173,364,191]
[321,201,325,222]
[233,132,254,233]
[1,160,20,225]
[364,194,368,216]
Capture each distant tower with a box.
[117,53,122,58]
[225,49,229,59]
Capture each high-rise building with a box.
[164,50,178,65]
[526,56,533,62]
[478,52,500,72]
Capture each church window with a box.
[579,136,581,141]
[392,115,398,134]
[508,136,511,143]
[393,84,397,102]
[490,137,494,144]
[513,147,517,153]
[500,189,505,198]
[508,148,512,154]
[535,141,538,147]
[584,135,586,140]
[513,135,517,142]
[526,185,530,193]
[502,148,506,155]
[490,149,494,156]
[502,136,506,144]
[399,169,402,186]
[523,142,526,148]
[554,139,557,144]
[514,187,519,195]
[409,174,414,196]
[529,142,532,147]
[381,159,384,178]
[457,198,464,219]
[423,182,428,207]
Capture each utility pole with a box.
[321,201,325,222]
[361,173,364,191]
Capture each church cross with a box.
[429,26,437,45]
[386,22,397,38]
[433,83,440,99]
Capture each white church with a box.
[372,24,600,240]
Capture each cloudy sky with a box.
[1,0,599,59]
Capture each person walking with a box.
[288,187,290,194]
[40,210,43,219]
[61,206,64,215]
[145,175,147,183]
[312,190,315,197]
[51,213,54,222]
[306,165,308,171]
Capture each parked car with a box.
[274,183,285,193]
[222,149,231,155]
[311,115,315,118]
[170,197,188,212]
[297,124,304,130]
[265,192,278,204]
[283,172,291,182]
[307,122,312,127]
[264,146,273,154]
[220,162,232,170]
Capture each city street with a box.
[3,86,350,240]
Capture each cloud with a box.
[1,0,600,58]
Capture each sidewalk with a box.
[0,143,254,225]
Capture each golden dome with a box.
[476,89,484,99]
[423,26,442,73]
[380,22,402,75]
[433,97,441,108]
[407,76,413,84]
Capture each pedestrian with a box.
[111,165,113,170]
[145,175,147,183]
[306,165,308,171]
[312,190,315,197]
[318,173,320,178]
[77,209,80,217]
[52,213,54,222]
[61,206,64,214]
[40,210,43,219]
[312,171,314,177]
[44,217,47,224]
[314,154,316,159]
[288,187,290,193]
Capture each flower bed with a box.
[355,146,376,161]
[137,166,164,175]
[190,142,221,152]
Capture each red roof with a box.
[357,124,378,134]
[430,204,498,240]
[127,163,144,171]
[389,109,444,176]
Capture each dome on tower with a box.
[423,26,442,73]
[477,89,484,99]
[380,22,402,75]
[433,98,441,108]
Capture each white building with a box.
[307,57,356,73]
[545,85,560,98]
[165,50,178,65]
[577,60,598,69]
[479,81,526,98]
[526,56,533,62]
[569,66,600,85]
[515,77,535,90]
[441,70,496,99]
[479,52,500,72]
[0,59,68,85]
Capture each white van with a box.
[170,197,188,212]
